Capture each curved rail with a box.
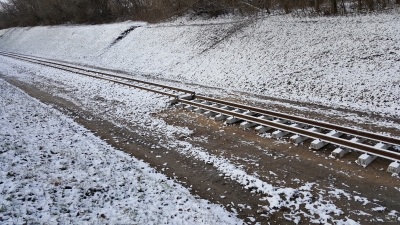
[1,51,399,164]
[0,51,194,96]
[180,99,400,162]
[195,95,400,146]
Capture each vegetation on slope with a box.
[0,0,399,29]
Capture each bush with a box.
[192,1,230,18]
[0,0,399,29]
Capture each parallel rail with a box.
[195,95,400,146]
[1,51,399,164]
[0,51,194,97]
[180,99,400,162]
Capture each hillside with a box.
[1,12,400,224]
[1,12,399,117]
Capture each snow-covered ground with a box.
[0,12,399,116]
[1,11,400,224]
[1,52,399,224]
[0,79,242,224]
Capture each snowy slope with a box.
[0,41,397,224]
[0,58,343,225]
[0,13,399,117]
[1,48,395,225]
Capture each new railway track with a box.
[1,51,399,172]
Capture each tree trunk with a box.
[397,0,400,5]
[283,4,290,14]
[265,6,270,14]
[382,0,386,8]
[331,0,337,14]
[315,0,320,13]
[364,0,374,11]
[357,0,362,11]
[341,0,346,14]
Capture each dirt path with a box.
[3,76,400,224]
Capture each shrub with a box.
[0,0,399,29]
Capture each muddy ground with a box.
[2,75,400,224]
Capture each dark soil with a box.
[2,76,400,224]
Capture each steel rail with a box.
[0,52,178,97]
[196,95,400,146]
[2,51,399,162]
[180,99,400,161]
[0,51,194,95]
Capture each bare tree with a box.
[1,0,400,29]
[331,0,338,14]
[364,0,374,10]
[358,0,362,11]
[315,0,321,13]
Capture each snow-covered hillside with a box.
[1,13,399,116]
[1,52,383,225]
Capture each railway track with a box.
[1,51,400,172]
[0,51,194,98]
